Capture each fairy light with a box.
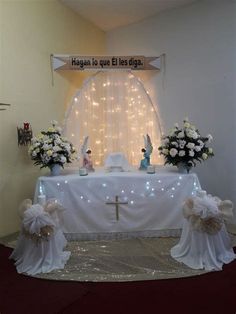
[64,71,162,167]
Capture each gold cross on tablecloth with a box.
[106,195,128,221]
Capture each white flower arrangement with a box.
[28,121,76,168]
[158,118,214,169]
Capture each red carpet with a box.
[1,244,236,314]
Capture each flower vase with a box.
[49,164,61,176]
[177,162,191,174]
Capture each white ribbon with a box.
[183,193,233,234]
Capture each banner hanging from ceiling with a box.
[51,54,161,71]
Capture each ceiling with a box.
[60,0,198,31]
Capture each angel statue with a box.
[81,136,95,172]
[139,134,153,170]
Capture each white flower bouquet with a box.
[158,118,214,171]
[28,121,76,169]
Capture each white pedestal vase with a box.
[177,162,192,174]
[49,164,61,176]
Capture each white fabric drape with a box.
[171,221,235,270]
[171,194,236,270]
[10,204,70,275]
[63,71,162,166]
[34,168,201,240]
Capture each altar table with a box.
[34,167,201,240]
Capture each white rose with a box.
[189,150,195,157]
[43,144,50,150]
[162,149,169,155]
[197,140,204,147]
[179,150,185,157]
[170,148,178,157]
[207,134,213,142]
[192,132,199,139]
[184,122,190,128]
[171,141,178,147]
[60,156,67,163]
[186,142,195,149]
[208,148,213,154]
[202,153,208,160]
[55,138,62,144]
[194,146,201,152]
[187,130,198,139]
[179,140,186,145]
[179,140,186,149]
[177,131,184,138]
[53,146,60,152]
[163,138,169,145]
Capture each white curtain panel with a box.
[63,71,162,167]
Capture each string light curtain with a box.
[63,71,162,166]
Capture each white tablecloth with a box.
[34,167,201,240]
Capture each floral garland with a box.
[158,118,214,168]
[28,121,76,168]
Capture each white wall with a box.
[107,0,236,221]
[0,0,105,237]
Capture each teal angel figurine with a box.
[139,134,153,170]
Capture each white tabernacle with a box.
[34,167,201,240]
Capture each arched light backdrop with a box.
[63,71,162,166]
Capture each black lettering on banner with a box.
[129,58,144,69]
[112,57,117,66]
[68,56,147,70]
[99,59,111,68]
[119,58,128,66]
[92,58,98,66]
[71,58,91,69]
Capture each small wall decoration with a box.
[17,123,33,146]
[0,102,11,111]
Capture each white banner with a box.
[52,55,161,71]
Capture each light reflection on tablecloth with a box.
[34,167,201,240]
